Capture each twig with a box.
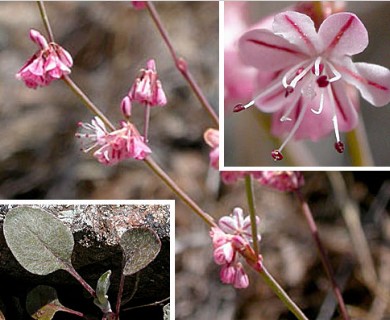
[145,1,219,127]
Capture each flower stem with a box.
[36,1,54,42]
[258,264,309,320]
[144,1,219,127]
[144,156,217,228]
[346,122,374,166]
[115,256,126,318]
[66,266,97,298]
[244,174,259,256]
[295,190,350,320]
[62,75,116,131]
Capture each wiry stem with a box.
[144,156,217,228]
[36,1,54,42]
[295,190,350,320]
[144,1,219,127]
[244,174,259,256]
[66,266,97,298]
[257,264,309,320]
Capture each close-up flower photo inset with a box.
[224,2,390,167]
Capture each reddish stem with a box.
[295,190,350,320]
[145,1,219,127]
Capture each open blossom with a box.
[128,59,167,107]
[210,208,261,289]
[256,171,304,192]
[76,117,151,165]
[236,11,390,161]
[16,29,73,89]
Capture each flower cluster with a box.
[235,11,390,160]
[16,29,73,89]
[210,208,261,289]
[121,59,167,116]
[76,117,151,165]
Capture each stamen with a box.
[282,59,310,88]
[271,150,284,161]
[326,61,342,83]
[311,92,324,114]
[327,85,344,153]
[233,100,254,112]
[284,86,294,97]
[312,57,323,76]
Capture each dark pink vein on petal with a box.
[247,39,301,55]
[327,16,355,52]
[284,14,316,53]
[331,85,347,123]
[337,65,389,91]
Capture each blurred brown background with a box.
[0,1,218,199]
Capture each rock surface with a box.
[0,204,170,319]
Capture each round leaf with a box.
[26,285,63,320]
[120,227,161,276]
[3,207,74,275]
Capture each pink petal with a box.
[330,82,359,132]
[219,216,238,234]
[239,29,307,72]
[273,11,319,55]
[337,59,390,107]
[319,12,368,56]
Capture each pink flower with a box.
[210,208,261,289]
[255,171,304,192]
[236,11,390,161]
[128,59,167,107]
[203,128,219,169]
[16,29,73,89]
[131,1,146,10]
[219,207,260,243]
[76,117,151,165]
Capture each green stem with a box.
[62,75,116,131]
[258,265,309,320]
[346,122,374,166]
[36,1,54,42]
[145,1,219,127]
[244,174,259,256]
[144,156,217,228]
[295,190,350,320]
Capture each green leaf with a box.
[163,303,170,320]
[3,207,74,275]
[120,227,161,276]
[26,286,64,320]
[93,270,112,313]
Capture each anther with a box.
[317,75,329,88]
[271,150,284,161]
[233,104,245,113]
[334,141,345,153]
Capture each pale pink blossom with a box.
[128,59,167,107]
[210,208,261,289]
[256,171,304,192]
[16,29,73,89]
[76,117,151,165]
[203,128,219,169]
[131,1,146,10]
[236,11,390,161]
